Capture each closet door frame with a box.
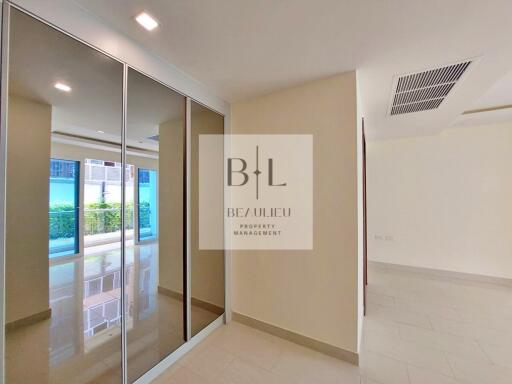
[0,4,10,383]
[0,2,229,384]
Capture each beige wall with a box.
[367,122,512,279]
[6,96,51,323]
[231,72,361,354]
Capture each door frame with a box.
[362,118,368,316]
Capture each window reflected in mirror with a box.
[5,8,123,383]
[125,68,185,382]
[3,7,225,384]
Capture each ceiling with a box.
[9,8,183,151]
[11,0,512,140]
[453,69,512,127]
[470,70,512,110]
[72,0,512,140]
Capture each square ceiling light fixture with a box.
[135,12,159,31]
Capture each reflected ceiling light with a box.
[135,12,159,31]
[97,130,105,134]
[54,82,71,92]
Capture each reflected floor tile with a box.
[191,304,221,337]
[5,242,191,384]
[128,347,166,383]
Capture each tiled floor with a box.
[153,263,512,383]
[6,242,220,384]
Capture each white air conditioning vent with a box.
[390,61,471,116]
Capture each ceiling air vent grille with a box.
[390,61,471,116]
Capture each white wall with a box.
[231,72,361,357]
[367,122,512,279]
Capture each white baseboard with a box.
[369,260,512,287]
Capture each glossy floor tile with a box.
[5,242,220,384]
[362,264,512,384]
[154,263,512,384]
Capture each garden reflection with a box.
[49,159,137,259]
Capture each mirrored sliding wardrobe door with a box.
[4,8,124,384]
[190,101,225,336]
[125,68,186,382]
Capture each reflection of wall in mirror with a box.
[6,95,51,324]
[158,117,185,296]
[191,107,225,311]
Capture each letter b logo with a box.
[227,158,249,186]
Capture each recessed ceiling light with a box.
[54,82,71,92]
[97,130,105,134]
[135,12,159,31]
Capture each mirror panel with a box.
[5,8,123,384]
[190,101,225,336]
[125,68,186,382]
[3,7,226,383]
